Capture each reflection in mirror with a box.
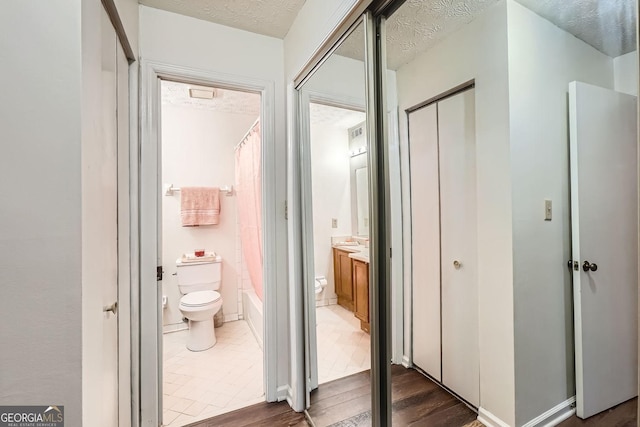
[299,19,374,425]
[355,166,369,236]
[380,0,637,425]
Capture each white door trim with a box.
[138,59,279,425]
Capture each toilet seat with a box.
[180,290,221,307]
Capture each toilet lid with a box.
[181,290,221,307]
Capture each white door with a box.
[438,90,479,407]
[409,103,441,380]
[569,81,638,419]
[99,7,129,424]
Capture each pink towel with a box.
[180,187,220,226]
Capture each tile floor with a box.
[315,304,371,384]
[162,320,264,427]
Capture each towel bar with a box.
[164,183,233,196]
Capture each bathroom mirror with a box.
[355,166,369,236]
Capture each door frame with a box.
[138,59,279,425]
[298,89,367,395]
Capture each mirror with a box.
[355,166,369,236]
[377,0,637,424]
[298,18,373,425]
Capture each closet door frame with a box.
[407,80,478,404]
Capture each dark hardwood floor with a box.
[307,365,477,426]
[184,400,309,427]
[558,398,637,427]
[186,366,637,427]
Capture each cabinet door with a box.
[334,249,354,310]
[333,248,343,300]
[353,260,369,324]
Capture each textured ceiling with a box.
[161,82,365,128]
[310,103,366,129]
[336,0,636,70]
[161,80,261,115]
[139,0,306,38]
[516,0,636,57]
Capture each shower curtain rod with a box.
[234,117,260,151]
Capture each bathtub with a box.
[242,288,263,350]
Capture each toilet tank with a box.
[175,256,222,294]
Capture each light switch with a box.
[544,199,552,221]
[332,218,338,228]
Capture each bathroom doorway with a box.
[307,101,371,386]
[158,79,266,426]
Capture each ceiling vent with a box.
[189,87,216,100]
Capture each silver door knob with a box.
[453,260,461,269]
[103,301,118,315]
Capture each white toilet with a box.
[176,255,223,351]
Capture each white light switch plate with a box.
[544,199,552,221]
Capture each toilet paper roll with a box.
[315,276,328,287]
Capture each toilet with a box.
[176,255,223,351]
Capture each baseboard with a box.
[478,407,511,427]
[479,397,576,427]
[162,323,188,334]
[402,355,411,368]
[276,384,292,405]
[224,313,239,322]
[522,396,576,427]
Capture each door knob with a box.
[453,260,461,269]
[582,261,598,272]
[103,301,118,315]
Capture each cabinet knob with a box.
[453,260,461,269]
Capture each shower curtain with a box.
[236,119,263,301]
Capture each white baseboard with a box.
[277,385,289,402]
[478,407,511,427]
[402,355,411,368]
[522,397,576,427]
[224,313,239,322]
[479,396,576,427]
[162,323,188,334]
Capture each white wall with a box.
[395,1,515,423]
[506,2,615,424]
[161,105,258,327]
[0,1,83,423]
[614,51,638,96]
[139,5,290,393]
[310,123,352,304]
[284,0,368,81]
[113,0,139,56]
[304,54,367,104]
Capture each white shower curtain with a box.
[235,119,263,301]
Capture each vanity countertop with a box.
[348,251,369,263]
[332,243,370,263]
[332,243,361,253]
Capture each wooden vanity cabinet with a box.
[333,248,354,311]
[353,259,370,333]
